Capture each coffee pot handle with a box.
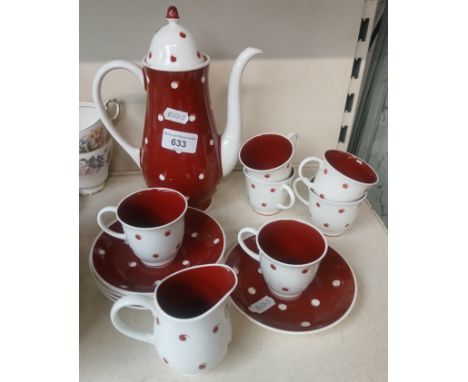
[237,227,260,262]
[92,60,145,167]
[96,206,126,240]
[110,295,157,345]
[298,156,323,188]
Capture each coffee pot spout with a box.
[221,47,262,177]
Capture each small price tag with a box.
[163,107,189,124]
[161,128,198,154]
[248,296,276,314]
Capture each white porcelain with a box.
[79,138,113,195]
[79,100,119,153]
[244,168,296,215]
[237,219,328,300]
[97,188,188,267]
[294,177,366,236]
[110,264,238,375]
[143,6,206,71]
[239,133,298,181]
[298,150,378,203]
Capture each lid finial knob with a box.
[166,6,180,20]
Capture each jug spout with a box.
[155,264,238,320]
[221,47,262,177]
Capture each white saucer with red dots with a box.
[89,207,225,298]
[225,236,357,335]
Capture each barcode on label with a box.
[161,128,198,154]
[248,296,276,314]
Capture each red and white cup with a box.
[298,150,378,203]
[294,177,366,236]
[244,168,296,215]
[97,187,188,267]
[239,132,298,181]
[237,219,328,300]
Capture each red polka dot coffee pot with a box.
[92,6,262,209]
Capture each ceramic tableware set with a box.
[79,99,119,195]
[85,6,379,376]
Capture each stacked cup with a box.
[239,133,298,215]
[79,99,120,195]
[294,150,379,236]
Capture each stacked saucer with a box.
[89,207,226,302]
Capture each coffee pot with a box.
[92,6,262,209]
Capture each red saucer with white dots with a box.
[225,236,356,334]
[89,208,225,297]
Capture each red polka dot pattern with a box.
[342,183,349,189]
[198,363,207,370]
[270,264,277,270]
[170,55,177,62]
[324,169,328,174]
[302,269,308,274]
[163,357,168,364]
[282,287,289,292]
[156,317,160,325]
[270,188,276,193]
[212,324,219,333]
[164,231,171,237]
[179,31,186,38]
[251,184,255,189]
[320,194,325,199]
[148,51,152,59]
[316,202,320,207]
[179,334,188,341]
[324,223,329,228]
[338,209,345,214]
[261,203,267,207]
[197,51,201,58]
[135,234,142,240]
[152,254,160,258]
[264,174,271,179]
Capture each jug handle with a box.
[110,295,157,345]
[92,60,145,167]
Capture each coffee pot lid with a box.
[144,6,207,71]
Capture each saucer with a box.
[225,236,356,335]
[89,208,225,294]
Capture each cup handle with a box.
[277,184,296,209]
[298,156,323,187]
[97,206,126,240]
[104,98,121,122]
[110,295,157,345]
[92,60,144,167]
[287,133,299,149]
[237,227,260,262]
[293,177,310,206]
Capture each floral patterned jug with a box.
[92,6,261,209]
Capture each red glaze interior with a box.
[240,134,293,170]
[258,220,326,265]
[118,188,186,228]
[226,237,355,332]
[325,150,378,184]
[92,208,225,293]
[156,266,235,319]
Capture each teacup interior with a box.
[118,188,186,228]
[240,134,293,170]
[325,150,378,184]
[258,220,326,265]
[157,266,236,319]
